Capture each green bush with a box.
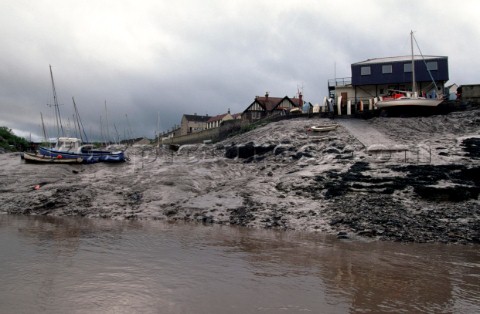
[0,127,30,152]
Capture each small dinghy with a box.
[23,152,83,164]
[309,124,338,132]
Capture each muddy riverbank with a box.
[1,108,479,243]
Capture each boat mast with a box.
[113,123,120,144]
[104,100,112,145]
[72,97,89,143]
[158,112,161,147]
[49,65,65,138]
[40,112,49,146]
[411,31,416,95]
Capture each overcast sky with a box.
[1,0,479,141]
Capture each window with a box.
[361,66,371,75]
[427,61,438,70]
[382,65,392,74]
[404,63,412,72]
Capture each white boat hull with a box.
[376,97,442,109]
[309,125,338,132]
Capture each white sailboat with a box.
[376,31,443,109]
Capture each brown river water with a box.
[0,214,478,314]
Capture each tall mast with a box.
[72,97,89,143]
[49,65,65,138]
[113,123,120,144]
[40,112,48,145]
[104,100,111,145]
[411,31,416,94]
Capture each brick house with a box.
[180,114,210,135]
[241,92,303,122]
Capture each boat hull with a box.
[376,98,443,109]
[309,125,338,132]
[23,152,83,164]
[39,147,126,163]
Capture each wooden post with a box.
[359,100,364,112]
[369,99,373,111]
[347,100,351,115]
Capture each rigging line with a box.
[40,112,49,145]
[412,34,439,92]
[72,97,89,143]
[113,123,120,144]
[49,65,65,137]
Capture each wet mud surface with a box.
[1,108,479,243]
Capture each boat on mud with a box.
[39,137,127,163]
[309,124,338,132]
[376,31,444,109]
[23,152,84,164]
[376,90,443,109]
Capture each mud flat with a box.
[1,108,479,243]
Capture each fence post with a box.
[337,96,342,116]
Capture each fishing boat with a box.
[376,31,443,109]
[309,124,338,132]
[23,152,83,164]
[37,66,127,163]
[39,137,126,163]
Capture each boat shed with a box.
[329,55,450,107]
[351,55,449,101]
[352,55,449,86]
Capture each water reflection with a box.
[0,215,478,313]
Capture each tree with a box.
[0,127,30,152]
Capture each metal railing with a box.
[328,77,352,87]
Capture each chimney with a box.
[228,108,230,114]
[299,92,303,108]
[265,91,269,102]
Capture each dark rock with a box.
[274,147,286,155]
[461,137,480,159]
[255,144,276,155]
[414,186,480,202]
[237,142,255,159]
[165,208,178,216]
[225,145,238,159]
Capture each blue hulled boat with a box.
[39,137,127,163]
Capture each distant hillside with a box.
[0,127,29,153]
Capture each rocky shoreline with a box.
[1,108,479,243]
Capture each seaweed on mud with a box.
[229,206,255,226]
[319,163,480,202]
[329,189,480,243]
[461,137,480,159]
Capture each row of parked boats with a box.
[22,137,127,164]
